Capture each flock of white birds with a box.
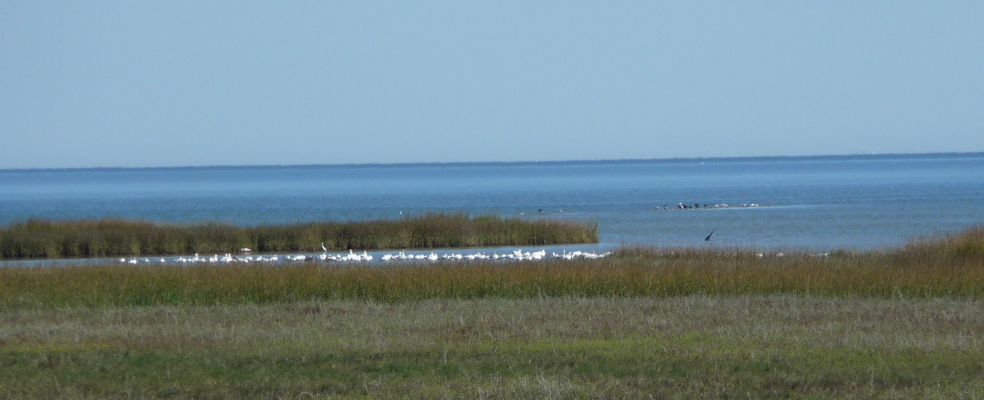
[118,248,611,265]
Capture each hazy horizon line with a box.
[2,151,982,173]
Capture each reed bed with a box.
[0,213,598,259]
[3,227,983,309]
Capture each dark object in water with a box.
[705,229,715,241]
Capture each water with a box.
[2,153,983,253]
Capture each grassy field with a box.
[0,213,598,259]
[3,296,983,399]
[2,227,983,308]
[1,227,983,398]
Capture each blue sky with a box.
[2,2,982,169]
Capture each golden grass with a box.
[0,213,598,259]
[3,226,983,309]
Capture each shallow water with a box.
[2,153,983,255]
[0,244,614,268]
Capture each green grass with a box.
[2,296,983,398]
[0,213,598,259]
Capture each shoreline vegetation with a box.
[1,226,982,308]
[2,226,983,398]
[0,214,599,260]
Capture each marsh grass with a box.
[2,296,983,398]
[3,228,984,398]
[0,213,598,259]
[3,227,983,309]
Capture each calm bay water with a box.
[2,153,983,251]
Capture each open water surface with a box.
[2,153,983,256]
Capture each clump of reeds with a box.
[2,227,982,308]
[0,213,598,259]
[899,225,984,260]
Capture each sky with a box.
[2,2,983,169]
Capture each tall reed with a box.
[0,213,598,259]
[2,227,982,309]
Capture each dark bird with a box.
[704,229,715,241]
